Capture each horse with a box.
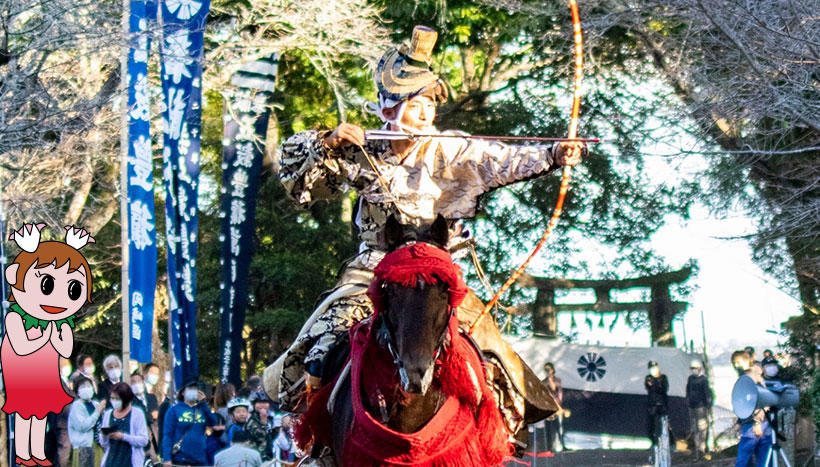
[296,215,512,466]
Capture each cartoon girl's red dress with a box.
[1,323,72,419]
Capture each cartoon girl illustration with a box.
[2,224,94,466]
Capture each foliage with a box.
[783,313,819,426]
[6,0,818,382]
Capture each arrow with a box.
[364,129,601,143]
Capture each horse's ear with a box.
[384,214,404,250]
[430,214,449,247]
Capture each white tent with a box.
[508,336,702,397]
[507,336,705,437]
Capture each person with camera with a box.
[732,350,773,467]
[99,382,149,467]
[161,380,223,466]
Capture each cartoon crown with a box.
[64,225,96,250]
[8,223,46,253]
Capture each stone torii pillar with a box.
[518,267,692,346]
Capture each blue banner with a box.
[218,55,279,385]
[127,0,159,363]
[160,0,210,386]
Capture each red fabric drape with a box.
[296,243,511,466]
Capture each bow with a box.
[469,0,585,335]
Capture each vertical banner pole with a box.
[119,0,131,374]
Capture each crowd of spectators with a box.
[48,353,301,466]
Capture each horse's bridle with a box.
[376,296,456,392]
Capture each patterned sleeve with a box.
[277,130,368,206]
[447,132,558,192]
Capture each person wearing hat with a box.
[645,361,671,448]
[161,380,221,467]
[685,360,712,460]
[245,391,275,461]
[213,430,262,467]
[275,24,584,431]
[224,398,251,444]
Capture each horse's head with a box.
[370,215,465,396]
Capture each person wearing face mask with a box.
[143,363,164,398]
[130,372,159,461]
[761,356,781,380]
[69,355,98,392]
[98,354,123,404]
[99,382,148,467]
[68,377,106,466]
[645,361,671,448]
[685,360,713,460]
[161,380,221,467]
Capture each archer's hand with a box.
[554,141,585,167]
[324,123,365,149]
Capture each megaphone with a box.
[732,375,799,419]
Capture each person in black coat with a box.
[686,360,712,459]
[645,360,670,447]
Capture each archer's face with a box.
[400,95,436,131]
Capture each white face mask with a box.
[764,365,778,378]
[107,368,122,381]
[146,373,160,385]
[78,386,94,401]
[111,399,123,410]
[131,383,145,395]
[84,365,95,375]
[691,368,700,375]
[184,389,199,402]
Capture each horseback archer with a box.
[268,24,586,442]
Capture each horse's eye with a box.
[40,275,55,295]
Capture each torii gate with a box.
[517,267,692,346]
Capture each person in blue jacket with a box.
[161,380,223,466]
